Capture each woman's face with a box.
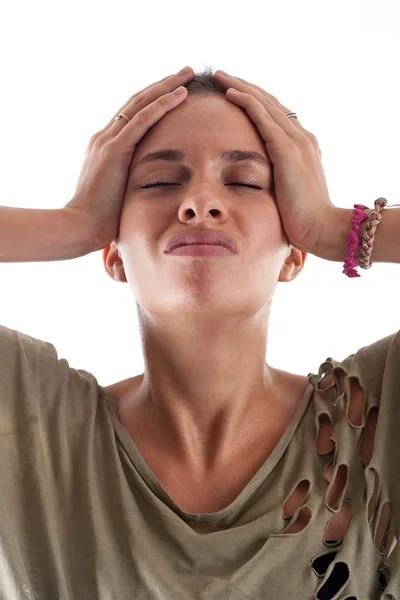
[104,93,305,319]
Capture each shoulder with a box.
[0,323,58,368]
[311,330,400,389]
[333,329,400,394]
[0,323,65,369]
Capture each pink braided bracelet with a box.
[343,204,369,278]
[343,197,400,277]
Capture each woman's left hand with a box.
[213,70,336,255]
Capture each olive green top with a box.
[0,324,399,599]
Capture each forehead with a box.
[132,94,268,165]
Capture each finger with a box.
[226,91,291,158]
[215,71,279,104]
[226,89,305,144]
[110,68,193,127]
[217,73,322,157]
[215,71,305,132]
[105,86,188,159]
[110,67,193,126]
[92,67,194,142]
[227,90,323,160]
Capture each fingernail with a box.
[218,70,229,76]
[173,86,186,95]
[178,66,191,75]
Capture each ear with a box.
[278,246,307,283]
[102,242,128,283]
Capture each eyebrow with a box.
[130,149,271,171]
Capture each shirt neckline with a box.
[102,377,315,519]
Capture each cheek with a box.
[119,201,149,240]
[253,203,285,246]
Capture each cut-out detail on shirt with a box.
[316,561,350,599]
[359,405,379,466]
[1,324,400,599]
[308,335,400,599]
[316,412,335,454]
[323,501,354,545]
[367,466,380,521]
[282,479,310,519]
[281,505,312,535]
[326,463,348,511]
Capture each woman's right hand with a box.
[64,66,194,251]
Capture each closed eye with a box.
[139,181,263,190]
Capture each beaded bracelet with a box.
[343,197,400,278]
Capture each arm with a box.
[313,207,400,265]
[0,206,96,263]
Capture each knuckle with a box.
[132,92,154,112]
[304,131,319,147]
[133,109,147,124]
[300,136,317,154]
[88,132,102,146]
[100,141,114,156]
[93,131,111,148]
[130,95,144,112]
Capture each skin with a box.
[102,92,308,479]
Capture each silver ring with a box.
[286,112,298,119]
[114,113,130,123]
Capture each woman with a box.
[1,65,399,599]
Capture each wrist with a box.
[62,207,99,256]
[312,207,375,263]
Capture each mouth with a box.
[164,230,239,253]
[167,244,235,256]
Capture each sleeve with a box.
[0,324,74,423]
[0,326,112,597]
[0,324,52,428]
[0,323,102,439]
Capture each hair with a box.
[183,65,226,96]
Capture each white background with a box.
[0,0,398,387]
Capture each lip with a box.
[164,230,238,253]
[168,244,234,256]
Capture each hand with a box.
[65,67,194,251]
[214,70,336,255]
